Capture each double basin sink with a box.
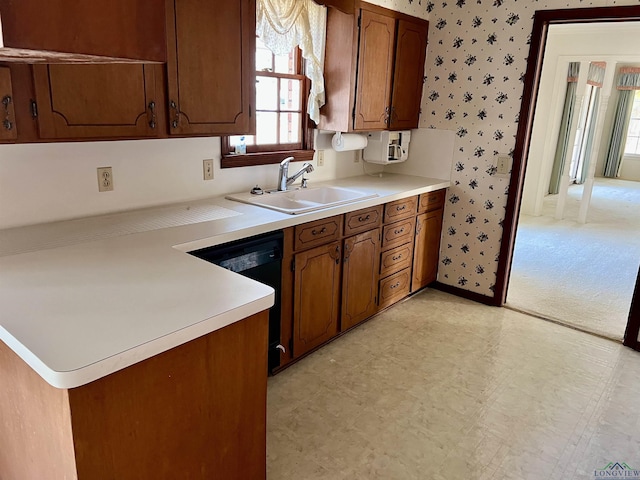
[226,186,378,214]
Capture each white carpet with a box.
[507,178,640,340]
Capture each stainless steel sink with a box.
[226,186,378,214]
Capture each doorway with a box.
[495,5,640,351]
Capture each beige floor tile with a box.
[267,289,640,480]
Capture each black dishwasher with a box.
[188,230,284,373]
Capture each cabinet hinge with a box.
[291,257,295,272]
[30,100,38,119]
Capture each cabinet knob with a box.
[394,228,405,235]
[358,214,370,222]
[276,344,286,353]
[311,227,327,236]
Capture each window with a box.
[221,38,314,168]
[624,90,640,156]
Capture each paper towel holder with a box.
[331,132,368,152]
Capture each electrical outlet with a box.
[496,155,511,175]
[317,150,324,167]
[97,167,113,192]
[203,159,214,180]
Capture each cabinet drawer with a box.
[344,205,382,236]
[294,215,343,251]
[381,218,414,250]
[378,268,411,309]
[418,190,446,213]
[383,196,417,223]
[380,243,413,278]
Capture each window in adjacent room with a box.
[624,90,640,155]
[221,38,314,168]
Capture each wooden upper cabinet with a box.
[32,64,162,139]
[320,3,428,132]
[0,0,167,61]
[0,67,17,142]
[389,19,428,130]
[353,10,395,131]
[165,0,255,136]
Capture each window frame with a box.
[624,90,640,157]
[221,44,315,168]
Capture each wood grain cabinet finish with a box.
[353,9,396,131]
[383,196,417,223]
[293,242,342,357]
[378,267,411,309]
[166,0,255,135]
[412,209,444,292]
[344,205,383,236]
[341,228,380,331]
[380,243,413,278]
[381,217,415,250]
[0,67,17,142]
[388,19,429,130]
[418,189,446,213]
[0,311,269,480]
[32,64,162,139]
[294,215,343,251]
[319,3,428,132]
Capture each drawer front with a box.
[380,243,413,278]
[378,268,411,309]
[418,189,446,213]
[294,215,343,251]
[383,196,417,223]
[344,205,383,236]
[381,218,414,250]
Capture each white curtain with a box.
[256,0,327,124]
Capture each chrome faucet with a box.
[277,157,314,191]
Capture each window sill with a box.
[221,150,315,168]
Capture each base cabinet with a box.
[0,311,269,480]
[412,209,444,292]
[341,228,381,331]
[280,192,445,366]
[293,241,342,357]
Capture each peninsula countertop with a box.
[0,174,450,389]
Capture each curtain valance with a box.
[257,0,327,123]
[617,67,640,91]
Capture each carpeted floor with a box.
[507,178,640,340]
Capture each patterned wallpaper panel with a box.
[388,0,640,297]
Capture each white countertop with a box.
[0,174,449,389]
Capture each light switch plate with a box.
[317,150,324,167]
[496,155,511,176]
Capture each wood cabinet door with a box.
[293,242,341,357]
[32,64,160,139]
[412,209,444,292]
[341,229,380,331]
[353,9,395,131]
[389,19,428,130]
[166,0,255,135]
[0,67,17,142]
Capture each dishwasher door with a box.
[189,231,283,373]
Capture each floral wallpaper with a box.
[374,0,640,297]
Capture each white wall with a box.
[0,138,362,229]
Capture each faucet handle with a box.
[280,156,294,166]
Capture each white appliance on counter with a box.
[363,130,411,165]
